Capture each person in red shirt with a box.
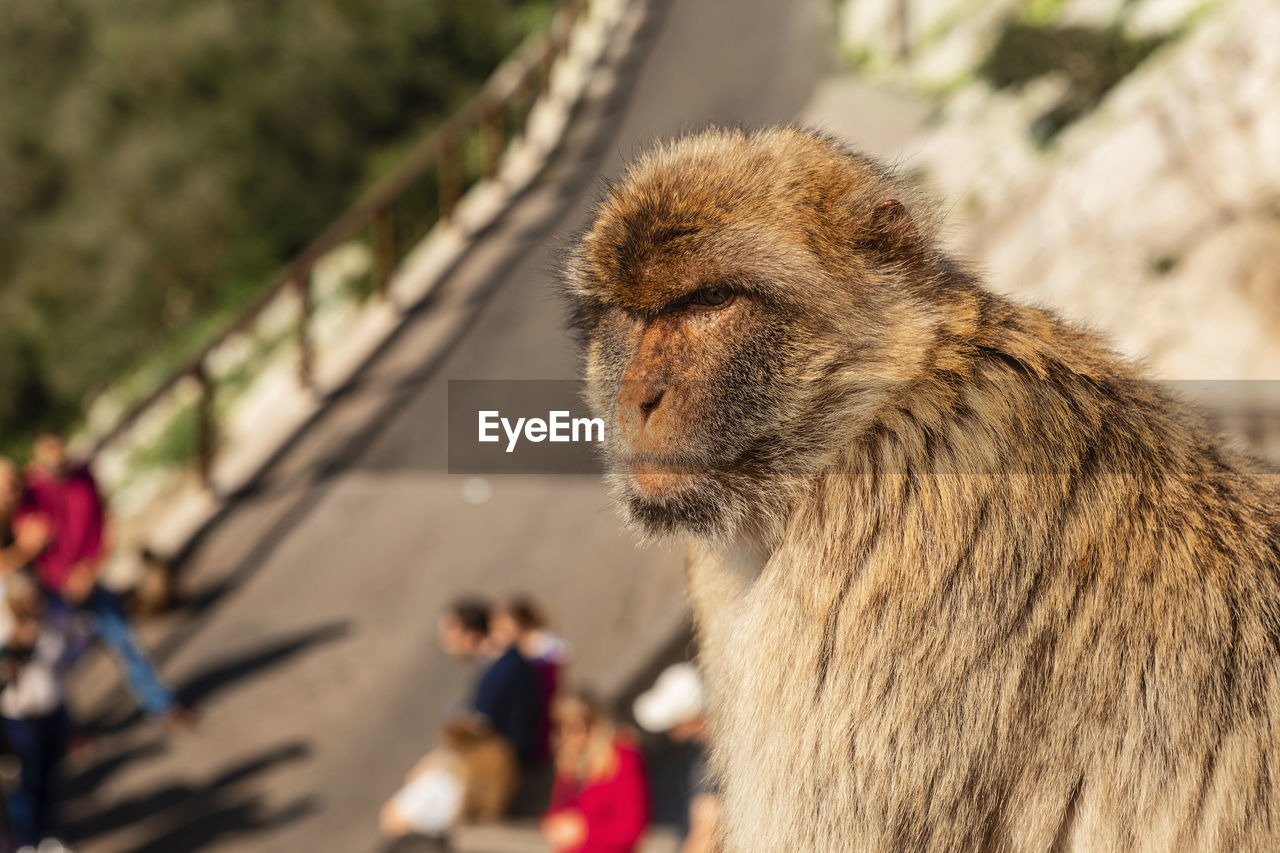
[541,690,649,853]
[19,435,190,727]
[21,442,104,603]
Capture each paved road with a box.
[61,1,839,850]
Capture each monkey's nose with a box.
[617,381,668,439]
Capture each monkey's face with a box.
[573,276,803,541]
[565,127,940,542]
[564,175,858,543]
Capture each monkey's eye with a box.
[692,286,734,308]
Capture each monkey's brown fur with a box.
[564,126,1280,851]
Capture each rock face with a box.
[838,0,1024,87]
[931,0,1280,381]
[838,0,1280,451]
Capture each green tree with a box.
[0,0,549,447]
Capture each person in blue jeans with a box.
[44,587,178,718]
[17,435,192,729]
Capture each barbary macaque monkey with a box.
[562,126,1280,851]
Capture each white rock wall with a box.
[898,0,1280,380]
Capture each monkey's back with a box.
[704,316,1280,852]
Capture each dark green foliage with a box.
[979,22,1169,144]
[0,0,549,446]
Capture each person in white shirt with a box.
[633,663,718,853]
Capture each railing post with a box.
[293,269,315,391]
[539,41,556,94]
[371,207,396,299]
[438,139,462,221]
[554,0,577,54]
[512,77,530,133]
[481,107,504,180]
[192,364,216,492]
[895,0,911,63]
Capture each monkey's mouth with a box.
[619,454,708,497]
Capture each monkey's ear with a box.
[856,199,924,267]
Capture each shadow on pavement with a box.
[62,737,170,801]
[79,620,351,737]
[379,834,448,853]
[173,621,352,709]
[63,740,317,851]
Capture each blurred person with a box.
[541,691,649,853]
[0,573,72,853]
[633,664,717,853]
[17,435,191,730]
[0,462,47,578]
[465,600,542,769]
[380,598,541,841]
[489,595,572,763]
[1,459,56,852]
[499,596,572,670]
[380,717,518,842]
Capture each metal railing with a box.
[87,0,587,491]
